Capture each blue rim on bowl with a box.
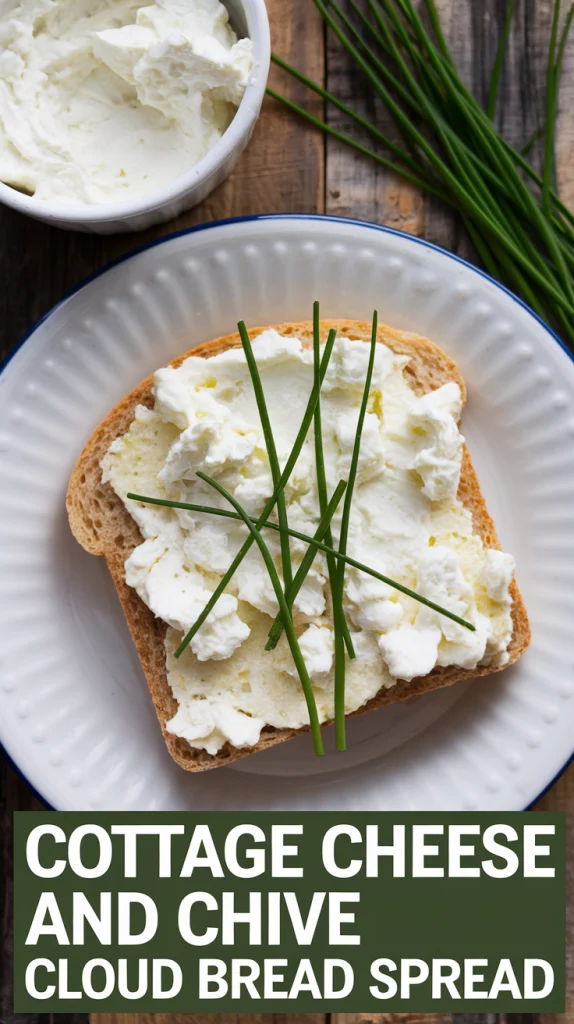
[1,213,572,810]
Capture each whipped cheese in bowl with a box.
[101,327,517,756]
[0,0,253,204]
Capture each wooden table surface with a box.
[1,1,573,1022]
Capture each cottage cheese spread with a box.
[0,0,252,203]
[102,329,516,754]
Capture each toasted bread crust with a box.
[67,320,531,771]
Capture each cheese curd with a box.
[0,0,252,204]
[102,328,516,753]
[408,381,463,501]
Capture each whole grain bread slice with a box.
[66,320,530,771]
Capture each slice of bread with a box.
[67,320,531,771]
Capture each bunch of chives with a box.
[268,0,574,346]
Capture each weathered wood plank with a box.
[168,0,325,230]
[324,16,423,234]
[325,0,442,237]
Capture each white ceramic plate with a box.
[1,214,573,812]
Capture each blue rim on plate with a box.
[1,212,572,811]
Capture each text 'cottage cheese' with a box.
[102,329,516,754]
[0,0,253,203]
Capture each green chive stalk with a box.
[126,492,476,632]
[197,472,325,756]
[269,0,574,346]
[312,307,356,660]
[265,479,348,651]
[238,320,293,595]
[333,310,379,751]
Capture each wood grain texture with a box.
[169,0,325,228]
[324,32,424,232]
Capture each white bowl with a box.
[0,0,270,234]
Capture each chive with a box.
[196,472,324,757]
[370,7,534,213]
[332,0,422,118]
[368,0,574,313]
[265,478,348,651]
[547,3,574,203]
[333,311,379,752]
[486,0,516,121]
[521,127,543,157]
[270,0,574,346]
[416,4,574,232]
[270,54,421,174]
[311,0,574,317]
[171,327,339,659]
[238,320,292,595]
[423,0,455,68]
[126,492,477,632]
[312,309,355,660]
[556,5,574,78]
[265,89,445,200]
